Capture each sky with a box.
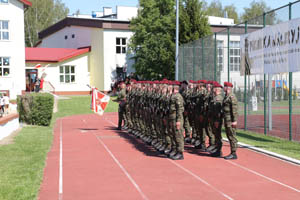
[61,0,297,16]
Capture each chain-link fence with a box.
[178,1,300,142]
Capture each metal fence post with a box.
[201,38,204,79]
[214,33,217,81]
[193,41,195,80]
[227,28,230,82]
[263,13,267,136]
[183,44,185,81]
[289,3,293,141]
[244,21,248,131]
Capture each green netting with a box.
[178,0,300,141]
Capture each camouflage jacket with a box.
[211,94,223,122]
[223,92,238,123]
[169,92,184,121]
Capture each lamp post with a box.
[175,0,179,80]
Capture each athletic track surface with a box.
[38,113,300,200]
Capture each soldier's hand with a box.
[232,121,237,128]
[176,121,181,130]
[214,122,219,128]
[199,116,203,122]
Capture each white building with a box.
[25,47,91,95]
[37,6,137,92]
[0,0,31,99]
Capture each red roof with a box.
[19,0,32,6]
[26,47,91,63]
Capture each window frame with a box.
[59,65,76,84]
[0,20,10,41]
[217,40,224,72]
[116,37,127,54]
[0,57,11,77]
[229,41,240,72]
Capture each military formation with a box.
[115,79,239,160]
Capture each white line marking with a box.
[93,133,149,200]
[170,160,234,200]
[59,119,63,200]
[227,160,300,193]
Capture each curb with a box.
[222,138,300,166]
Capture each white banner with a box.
[241,17,300,75]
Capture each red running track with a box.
[38,113,300,200]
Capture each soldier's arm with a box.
[230,95,238,122]
[175,96,184,122]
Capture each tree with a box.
[206,0,224,18]
[241,0,273,25]
[129,0,211,80]
[25,0,69,47]
[179,0,211,44]
[224,5,239,24]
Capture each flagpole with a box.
[175,0,179,81]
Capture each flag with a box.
[34,64,42,69]
[91,88,110,115]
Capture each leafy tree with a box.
[25,0,69,47]
[179,0,211,44]
[206,0,224,18]
[224,5,239,24]
[241,0,273,25]
[129,0,210,80]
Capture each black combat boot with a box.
[195,143,207,152]
[224,153,237,160]
[207,145,216,153]
[210,150,223,158]
[164,148,172,155]
[159,144,166,152]
[191,138,196,145]
[184,136,191,144]
[169,149,177,158]
[171,152,184,160]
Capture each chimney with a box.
[104,7,113,16]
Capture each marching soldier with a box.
[169,81,185,160]
[180,80,192,144]
[115,82,126,130]
[209,82,224,157]
[223,82,239,160]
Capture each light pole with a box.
[175,0,179,80]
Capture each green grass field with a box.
[0,95,299,199]
[0,95,114,200]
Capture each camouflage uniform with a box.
[117,87,126,129]
[223,91,238,155]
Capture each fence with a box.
[178,1,300,142]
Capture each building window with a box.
[0,20,9,41]
[59,65,75,83]
[116,37,126,54]
[0,0,9,4]
[229,41,240,72]
[217,40,224,71]
[64,35,68,40]
[72,34,75,38]
[0,57,10,77]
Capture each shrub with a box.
[17,93,54,126]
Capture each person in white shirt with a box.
[3,94,9,115]
[0,94,4,117]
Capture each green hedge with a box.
[17,93,54,126]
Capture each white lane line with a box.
[170,160,234,200]
[104,117,231,200]
[59,119,63,200]
[227,160,300,193]
[93,133,149,200]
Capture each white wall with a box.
[117,6,138,20]
[26,54,90,92]
[0,0,26,99]
[102,29,135,91]
[38,26,92,49]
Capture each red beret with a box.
[213,82,223,88]
[224,82,233,87]
[207,80,213,85]
[202,80,207,84]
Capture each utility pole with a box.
[175,0,179,80]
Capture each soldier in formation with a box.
[117,79,239,160]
